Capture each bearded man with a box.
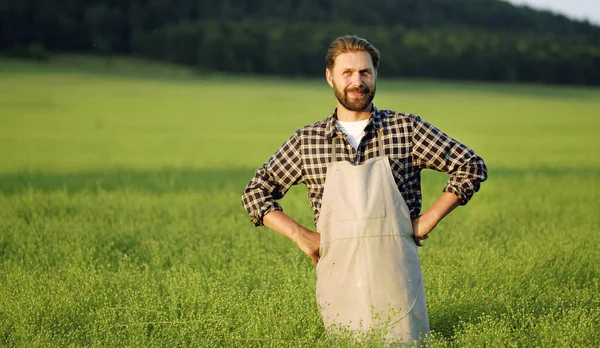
[242,35,487,345]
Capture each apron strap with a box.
[378,128,385,157]
[331,135,337,163]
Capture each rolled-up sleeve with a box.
[242,132,304,226]
[411,116,487,205]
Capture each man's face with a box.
[326,51,377,112]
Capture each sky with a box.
[506,0,600,25]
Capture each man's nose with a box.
[350,72,362,87]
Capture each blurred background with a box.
[2,0,599,85]
[2,2,600,346]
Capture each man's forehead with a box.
[334,51,374,70]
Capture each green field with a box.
[1,57,599,347]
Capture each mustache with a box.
[345,86,370,94]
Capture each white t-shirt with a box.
[336,119,370,149]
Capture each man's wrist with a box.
[423,209,443,226]
[288,225,310,243]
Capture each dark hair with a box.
[325,35,380,71]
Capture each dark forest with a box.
[2,0,599,84]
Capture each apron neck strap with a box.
[331,135,337,163]
[377,128,384,157]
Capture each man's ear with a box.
[325,68,333,88]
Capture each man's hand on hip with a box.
[263,210,321,265]
[290,228,321,266]
[412,212,438,247]
[411,192,462,247]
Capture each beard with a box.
[332,80,376,112]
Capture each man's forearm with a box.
[263,210,308,241]
[413,192,461,243]
[422,191,462,224]
[263,210,321,265]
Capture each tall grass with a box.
[1,58,599,347]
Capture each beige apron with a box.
[315,129,430,345]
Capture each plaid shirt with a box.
[242,107,487,227]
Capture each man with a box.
[242,35,487,344]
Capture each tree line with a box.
[2,0,599,85]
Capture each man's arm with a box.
[410,115,488,244]
[263,211,320,265]
[242,132,320,263]
[242,132,303,227]
[412,192,461,246]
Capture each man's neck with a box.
[336,103,372,122]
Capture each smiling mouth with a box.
[348,90,366,96]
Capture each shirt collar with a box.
[324,105,383,139]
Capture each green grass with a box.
[1,57,599,347]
